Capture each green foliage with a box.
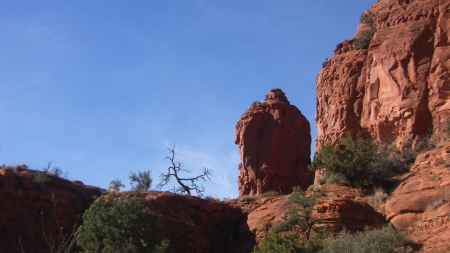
[272,187,323,240]
[74,191,168,253]
[321,225,411,253]
[129,170,153,191]
[354,10,378,50]
[33,171,49,189]
[108,179,125,192]
[252,233,304,253]
[253,233,324,253]
[310,133,409,188]
[253,187,325,253]
[354,29,375,49]
[252,101,260,106]
[359,11,378,32]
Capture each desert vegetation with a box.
[156,145,212,197]
[74,191,168,253]
[309,133,411,189]
[354,11,378,49]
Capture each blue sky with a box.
[0,1,375,198]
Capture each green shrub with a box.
[321,225,411,253]
[354,10,378,50]
[253,233,303,253]
[310,133,408,188]
[129,170,152,191]
[33,171,49,189]
[74,191,168,253]
[253,233,324,253]
[354,29,375,49]
[272,187,324,240]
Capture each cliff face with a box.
[235,89,314,197]
[316,0,450,149]
[0,166,104,253]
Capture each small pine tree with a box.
[74,191,168,253]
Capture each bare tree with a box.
[156,145,212,197]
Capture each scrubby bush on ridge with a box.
[309,133,410,189]
[252,187,326,253]
[320,225,413,253]
[75,191,168,253]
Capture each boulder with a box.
[235,88,313,197]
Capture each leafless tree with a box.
[156,145,212,197]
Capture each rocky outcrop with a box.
[132,191,253,253]
[315,0,450,149]
[231,184,384,243]
[385,142,450,253]
[0,165,104,253]
[235,88,313,197]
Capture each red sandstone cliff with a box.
[235,88,314,197]
[0,165,103,253]
[385,141,450,253]
[316,0,450,149]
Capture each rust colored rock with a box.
[126,191,253,253]
[235,88,313,197]
[229,184,384,244]
[384,141,450,253]
[315,0,450,149]
[0,165,103,253]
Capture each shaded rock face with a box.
[385,142,450,253]
[235,88,313,197]
[0,166,104,253]
[130,191,254,253]
[316,0,450,149]
[230,184,384,244]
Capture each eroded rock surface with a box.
[131,191,254,253]
[231,184,384,244]
[316,0,450,149]
[385,142,450,253]
[235,89,313,197]
[0,166,103,253]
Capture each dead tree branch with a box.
[156,145,212,197]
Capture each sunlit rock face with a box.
[315,0,450,150]
[235,88,313,197]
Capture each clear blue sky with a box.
[0,1,375,198]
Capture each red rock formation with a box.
[0,165,103,253]
[130,191,253,253]
[315,0,450,149]
[235,88,314,197]
[385,142,450,253]
[231,184,384,243]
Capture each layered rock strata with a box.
[316,0,450,149]
[235,89,314,197]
